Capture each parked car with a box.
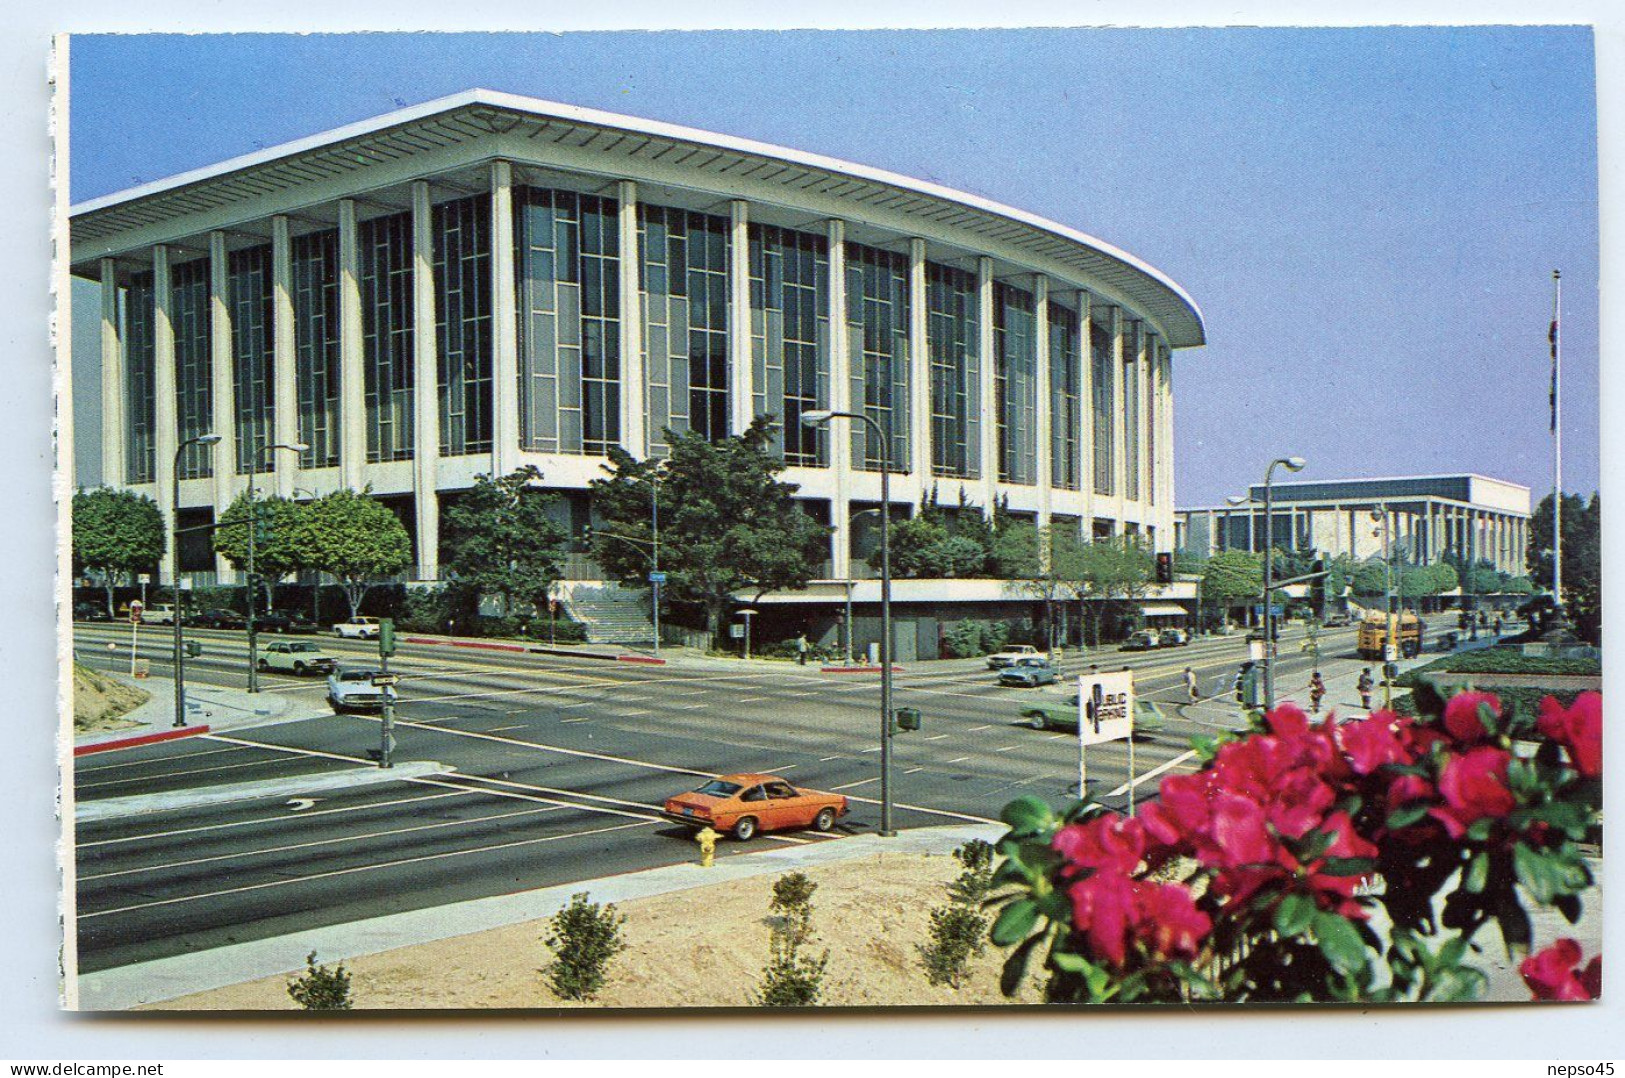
[257,640,339,676]
[986,644,1042,670]
[332,616,382,640]
[1157,628,1190,648]
[1120,629,1160,651]
[192,607,247,630]
[259,610,318,634]
[326,667,397,712]
[663,774,848,842]
[139,603,178,625]
[1322,613,1353,628]
[998,656,1059,687]
[1018,693,1167,734]
[72,602,111,622]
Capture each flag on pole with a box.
[1549,317,1559,433]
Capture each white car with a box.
[326,668,397,712]
[986,644,1042,670]
[258,640,339,676]
[332,616,382,640]
[139,603,178,625]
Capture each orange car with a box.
[663,773,848,841]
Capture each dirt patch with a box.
[73,663,148,734]
[147,852,1044,1010]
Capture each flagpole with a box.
[1551,269,1563,615]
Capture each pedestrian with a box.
[1357,667,1374,710]
[1494,615,1504,637]
[1308,670,1326,714]
[795,631,809,665]
[1184,666,1199,704]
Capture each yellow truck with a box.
[1357,611,1425,660]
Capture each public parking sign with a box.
[129,600,144,624]
[1076,670,1134,746]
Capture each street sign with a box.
[648,571,667,584]
[137,574,151,585]
[129,600,144,624]
[371,673,401,687]
[729,623,745,639]
[1076,670,1135,747]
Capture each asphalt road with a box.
[70,619,1372,973]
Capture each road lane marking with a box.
[995,746,1016,753]
[75,789,475,848]
[969,724,991,731]
[619,709,651,717]
[1104,749,1198,797]
[1046,733,1068,741]
[904,767,924,775]
[75,744,256,774]
[203,734,372,767]
[924,734,949,741]
[818,755,841,762]
[860,746,881,753]
[677,704,707,710]
[483,725,527,733]
[561,716,593,724]
[760,764,798,772]
[738,697,767,703]
[946,756,969,764]
[75,753,336,791]
[831,778,879,791]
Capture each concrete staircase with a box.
[560,582,657,646]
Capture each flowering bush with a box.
[988,691,1601,1003]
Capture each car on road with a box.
[192,607,247,630]
[332,616,382,639]
[326,667,397,712]
[663,774,848,841]
[1017,693,1168,734]
[1120,629,1160,651]
[985,644,1042,670]
[138,603,178,625]
[1322,613,1353,628]
[72,602,112,622]
[258,640,339,676]
[998,656,1058,687]
[259,610,318,634]
[1158,628,1190,648]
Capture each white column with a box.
[1137,324,1152,525]
[337,200,366,491]
[728,200,753,435]
[976,257,997,511]
[271,216,299,500]
[1033,275,1052,532]
[908,237,929,489]
[208,231,236,578]
[99,259,124,489]
[1161,345,1176,540]
[616,179,645,459]
[411,182,441,581]
[1111,307,1127,532]
[828,219,851,580]
[489,161,520,476]
[1077,291,1095,535]
[152,246,177,581]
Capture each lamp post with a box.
[246,441,308,693]
[1372,504,1397,708]
[650,469,664,657]
[172,433,223,727]
[845,506,883,667]
[1260,455,1307,709]
[803,408,896,837]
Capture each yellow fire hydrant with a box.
[695,826,720,868]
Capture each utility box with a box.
[894,707,921,732]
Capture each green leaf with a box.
[1466,817,1495,842]
[998,931,1045,997]
[1050,951,1092,974]
[989,898,1040,946]
[1273,893,1317,938]
[1321,856,1378,877]
[1385,803,1430,829]
[1465,851,1490,894]
[1513,843,1554,903]
[999,796,1054,835]
[1313,911,1370,976]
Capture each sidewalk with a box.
[73,676,328,752]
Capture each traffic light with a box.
[1155,552,1174,585]
[893,706,921,732]
[185,641,203,658]
[1309,557,1327,609]
[379,617,397,657]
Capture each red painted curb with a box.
[616,654,667,665]
[820,665,904,674]
[74,724,211,756]
[404,636,530,653]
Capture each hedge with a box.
[1397,680,1590,726]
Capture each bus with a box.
[1357,611,1425,660]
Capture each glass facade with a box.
[1091,309,1115,496]
[994,281,1037,485]
[123,273,157,484]
[515,186,622,456]
[749,224,829,466]
[229,245,274,475]
[292,229,341,469]
[845,243,910,472]
[433,194,493,457]
[171,259,212,480]
[359,212,414,463]
[1123,320,1141,502]
[1148,338,1163,505]
[1049,302,1082,490]
[926,262,978,479]
[641,205,729,454]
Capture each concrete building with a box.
[71,89,1203,606]
[1176,474,1532,576]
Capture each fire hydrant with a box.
[695,826,720,868]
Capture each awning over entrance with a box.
[1141,603,1189,618]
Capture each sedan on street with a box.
[985,644,1042,670]
[332,616,382,640]
[998,656,1058,687]
[326,668,397,712]
[258,640,339,676]
[1018,694,1168,734]
[663,774,848,841]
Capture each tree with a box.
[1200,549,1263,627]
[1070,536,1155,646]
[214,492,308,610]
[589,416,830,636]
[72,487,166,615]
[291,488,413,618]
[441,465,569,618]
[1004,525,1094,650]
[1351,559,1389,599]
[1530,492,1600,642]
[872,514,988,579]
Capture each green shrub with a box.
[918,840,997,988]
[757,872,828,1006]
[286,951,352,1010]
[542,892,628,1001]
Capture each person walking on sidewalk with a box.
[1184,666,1199,704]
[1357,667,1375,711]
[1309,670,1326,714]
[795,632,809,666]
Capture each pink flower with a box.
[1521,939,1601,1001]
[1340,713,1414,775]
[1066,872,1212,969]
[1442,691,1501,745]
[1067,872,1139,967]
[1209,791,1277,867]
[1135,881,1211,962]
[1431,746,1516,839]
[1266,704,1310,737]
[1538,693,1602,780]
[1053,813,1146,874]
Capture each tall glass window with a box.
[1148,337,1164,506]
[123,272,157,484]
[229,245,274,474]
[994,281,1037,485]
[292,229,341,469]
[749,224,829,466]
[641,205,729,454]
[1124,320,1141,501]
[359,212,414,463]
[171,259,212,480]
[433,194,493,457]
[514,187,622,456]
[1049,303,1082,490]
[1091,309,1115,496]
[927,262,978,479]
[846,243,910,472]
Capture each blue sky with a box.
[69,27,1600,506]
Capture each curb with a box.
[404,636,530,654]
[75,760,449,823]
[73,725,211,757]
[616,654,667,665]
[820,665,904,674]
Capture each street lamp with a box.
[802,408,897,837]
[246,441,308,693]
[1260,455,1307,709]
[172,432,223,727]
[1372,505,1398,707]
